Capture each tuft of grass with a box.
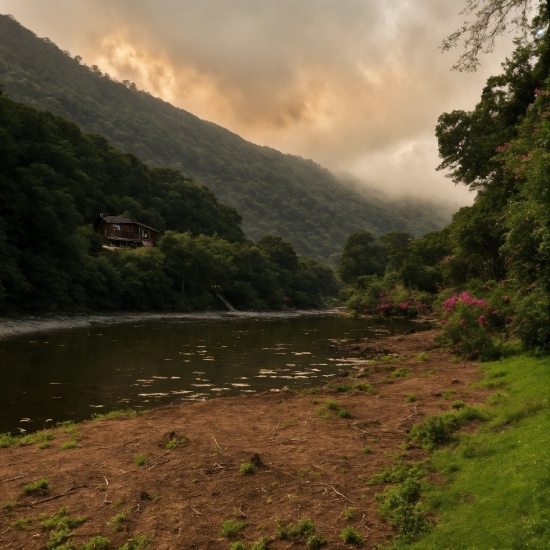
[230,543,246,550]
[338,408,351,418]
[314,406,332,419]
[220,519,246,538]
[107,511,128,533]
[417,353,429,362]
[42,507,86,530]
[452,400,466,409]
[79,536,111,550]
[353,382,377,394]
[340,526,365,544]
[11,518,32,529]
[327,400,340,410]
[60,440,78,451]
[406,393,417,403]
[135,454,146,467]
[250,537,271,550]
[278,518,317,539]
[1,501,19,511]
[361,446,373,454]
[392,368,412,378]
[166,436,189,449]
[116,535,152,550]
[239,463,254,475]
[443,390,457,400]
[23,478,49,494]
[343,507,357,520]
[92,409,142,421]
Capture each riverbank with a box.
[0,330,490,549]
[0,309,343,340]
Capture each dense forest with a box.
[339,8,550,353]
[0,14,454,264]
[0,90,338,313]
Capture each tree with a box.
[339,232,387,284]
[444,0,549,71]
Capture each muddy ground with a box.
[0,330,489,549]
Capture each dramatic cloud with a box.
[0,0,516,203]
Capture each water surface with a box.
[0,314,415,434]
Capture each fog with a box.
[0,0,518,203]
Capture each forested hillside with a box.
[0,90,338,313]
[0,14,453,263]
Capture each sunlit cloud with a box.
[0,0,517,204]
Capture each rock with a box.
[251,453,264,467]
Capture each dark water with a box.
[0,315,415,434]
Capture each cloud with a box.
[0,0,516,204]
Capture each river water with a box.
[0,314,415,434]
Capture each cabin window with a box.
[142,229,148,238]
[113,224,121,231]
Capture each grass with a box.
[60,440,78,451]
[392,368,412,378]
[361,446,373,454]
[383,354,550,549]
[405,393,417,403]
[0,429,56,449]
[107,511,128,532]
[92,409,142,421]
[327,400,340,410]
[220,519,246,538]
[343,507,356,520]
[166,436,189,449]
[135,454,146,466]
[11,518,32,529]
[239,462,254,474]
[23,478,49,494]
[416,353,429,362]
[277,518,325,547]
[338,408,351,418]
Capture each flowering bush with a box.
[436,290,513,360]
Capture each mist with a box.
[0,0,517,203]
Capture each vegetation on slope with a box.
[0,90,338,313]
[0,14,453,263]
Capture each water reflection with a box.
[0,315,415,433]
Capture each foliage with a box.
[0,92,338,313]
[23,478,49,494]
[277,519,325,547]
[339,527,365,544]
[0,15,452,265]
[220,519,246,538]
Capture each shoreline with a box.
[0,308,344,339]
[0,329,487,549]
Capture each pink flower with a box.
[398,301,410,310]
[440,320,449,325]
[478,315,489,327]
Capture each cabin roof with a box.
[97,214,158,233]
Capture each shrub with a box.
[343,507,356,520]
[338,409,351,418]
[410,414,459,448]
[135,454,146,466]
[340,526,365,544]
[107,512,127,532]
[79,536,111,550]
[60,441,77,451]
[220,519,246,538]
[230,543,246,550]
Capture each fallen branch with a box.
[316,483,354,503]
[31,484,89,506]
[211,435,223,452]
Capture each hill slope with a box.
[0,14,453,262]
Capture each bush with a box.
[340,527,365,544]
[220,519,246,538]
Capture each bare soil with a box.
[0,330,489,550]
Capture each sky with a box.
[0,0,519,205]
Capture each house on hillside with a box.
[94,214,159,247]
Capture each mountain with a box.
[0,14,453,263]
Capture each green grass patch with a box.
[107,511,127,533]
[386,354,550,549]
[116,535,152,549]
[392,368,412,378]
[0,430,56,449]
[11,518,32,529]
[239,462,254,474]
[277,518,325,547]
[92,409,143,421]
[353,382,378,394]
[23,478,49,494]
[166,436,189,449]
[416,353,429,362]
[220,519,246,538]
[135,454,146,467]
[60,440,78,451]
[340,526,365,544]
[405,393,417,403]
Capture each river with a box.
[0,314,416,434]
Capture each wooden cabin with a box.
[94,215,159,247]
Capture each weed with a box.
[375,478,430,542]
[220,519,246,538]
[381,355,402,362]
[367,461,424,486]
[0,432,20,448]
[452,400,466,409]
[417,353,429,361]
[406,393,417,403]
[353,382,377,394]
[392,368,412,378]
[278,518,317,539]
[410,414,459,448]
[239,463,254,474]
[297,468,307,477]
[361,446,373,454]
[11,518,32,529]
[79,536,110,549]
[116,536,152,550]
[338,408,351,418]
[306,533,326,548]
[421,369,438,377]
[443,390,457,400]
[314,406,332,419]
[166,436,188,449]
[230,543,246,550]
[327,400,340,410]
[340,526,365,544]
[271,482,279,489]
[282,417,298,429]
[312,399,320,405]
[343,507,357,520]
[38,441,51,450]
[1,501,18,511]
[250,537,271,550]
[449,356,462,364]
[23,478,49,494]
[60,441,77,451]
[42,507,86,530]
[107,512,128,533]
[335,383,354,392]
[92,409,141,421]
[135,454,146,467]
[111,499,124,508]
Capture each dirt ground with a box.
[0,329,489,550]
